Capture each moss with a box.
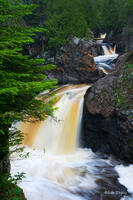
[114,64,133,114]
[127,51,133,63]
[124,51,133,64]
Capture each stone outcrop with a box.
[82,51,133,163]
[45,38,104,84]
[28,37,104,84]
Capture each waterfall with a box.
[100,33,107,39]
[94,40,118,74]
[97,33,107,44]
[20,85,89,154]
[11,84,128,200]
[102,44,116,55]
[11,85,101,200]
[11,67,131,199]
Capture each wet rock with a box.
[82,51,133,163]
[45,38,104,84]
[27,35,104,84]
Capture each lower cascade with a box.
[11,84,130,200]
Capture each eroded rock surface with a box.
[82,51,133,163]
[28,37,104,84]
[45,38,104,84]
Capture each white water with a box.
[97,33,107,44]
[11,84,127,200]
[94,41,118,74]
[10,41,132,199]
[11,85,100,200]
[116,165,133,199]
[94,54,118,63]
[11,148,99,200]
[102,45,116,55]
[94,38,133,199]
[94,45,118,63]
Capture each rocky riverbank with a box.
[82,50,133,163]
[28,37,105,84]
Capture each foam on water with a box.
[11,147,99,200]
[94,40,118,73]
[11,85,117,200]
[115,165,133,194]
[94,54,118,64]
[11,85,128,200]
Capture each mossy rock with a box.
[125,51,133,64]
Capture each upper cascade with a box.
[94,33,119,74]
[102,44,116,55]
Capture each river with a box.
[11,38,133,200]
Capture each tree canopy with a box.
[23,0,133,45]
[0,0,57,161]
[82,0,130,34]
[24,0,88,47]
[0,0,133,160]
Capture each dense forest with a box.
[0,0,133,199]
[23,0,133,47]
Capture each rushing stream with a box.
[11,38,133,200]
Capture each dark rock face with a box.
[82,51,133,163]
[104,15,133,53]
[121,15,133,52]
[45,38,104,84]
[28,37,104,84]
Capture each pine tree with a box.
[45,0,88,47]
[0,0,57,164]
[24,0,88,47]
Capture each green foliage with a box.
[0,0,57,160]
[24,0,88,47]
[0,173,26,200]
[45,0,88,47]
[115,64,133,112]
[23,0,133,44]
[23,0,49,26]
[125,0,133,15]
[82,0,128,34]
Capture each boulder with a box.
[26,36,104,84]
[45,38,104,84]
[82,51,133,163]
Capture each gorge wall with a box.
[28,37,105,84]
[82,51,133,163]
[105,15,133,53]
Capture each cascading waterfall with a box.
[97,33,107,44]
[11,85,102,200]
[21,85,88,154]
[11,49,131,199]
[94,37,118,73]
[102,44,116,55]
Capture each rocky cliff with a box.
[82,51,133,163]
[28,37,105,84]
[104,15,133,53]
